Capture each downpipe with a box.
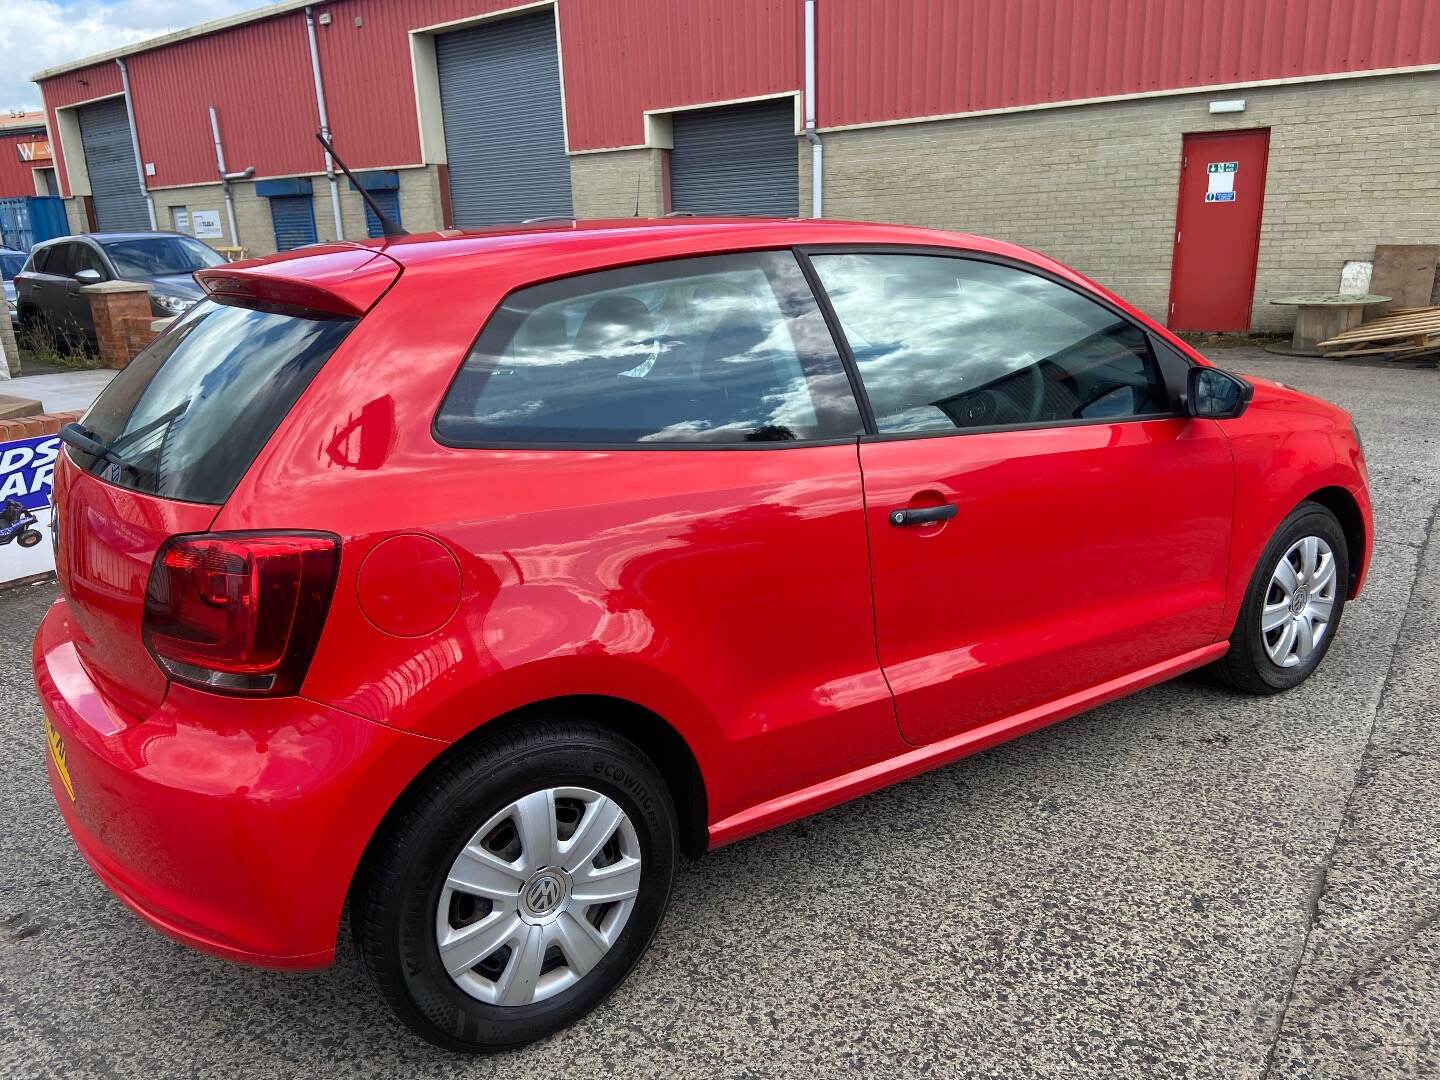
[804,0,822,218]
[306,6,344,241]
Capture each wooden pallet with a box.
[1318,306,1440,359]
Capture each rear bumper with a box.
[34,597,444,969]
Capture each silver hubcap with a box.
[1262,535,1337,668]
[435,787,642,1006]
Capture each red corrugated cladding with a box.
[126,16,323,189]
[36,0,1440,191]
[40,62,123,198]
[559,0,802,149]
[0,130,50,199]
[819,0,1440,128]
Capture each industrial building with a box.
[27,0,1440,332]
[0,111,59,198]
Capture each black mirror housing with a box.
[1187,366,1253,419]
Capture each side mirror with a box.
[1187,366,1253,419]
[73,268,103,285]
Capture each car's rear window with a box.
[71,299,355,503]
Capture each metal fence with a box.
[0,197,68,251]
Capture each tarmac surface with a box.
[1,347,1436,1078]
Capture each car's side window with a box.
[808,252,1170,435]
[437,250,862,445]
[72,244,106,278]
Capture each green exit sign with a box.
[1207,161,1239,174]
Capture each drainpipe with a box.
[306,6,344,241]
[803,0,822,218]
[116,58,159,229]
[209,106,241,247]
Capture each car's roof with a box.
[236,217,1031,275]
[40,231,192,246]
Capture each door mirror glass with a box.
[73,268,102,285]
[1187,366,1251,419]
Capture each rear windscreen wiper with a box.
[59,423,140,476]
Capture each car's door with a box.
[21,244,72,331]
[64,241,108,337]
[805,249,1234,746]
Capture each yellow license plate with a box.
[43,714,75,802]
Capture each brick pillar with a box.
[81,281,154,369]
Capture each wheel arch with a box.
[1304,485,1366,597]
[348,693,710,921]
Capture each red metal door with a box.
[1168,129,1270,332]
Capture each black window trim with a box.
[429,246,867,453]
[793,243,1196,444]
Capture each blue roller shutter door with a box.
[350,171,402,238]
[258,178,317,251]
[669,99,799,218]
[77,97,149,232]
[435,10,572,226]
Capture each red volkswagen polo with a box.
[35,219,1371,1051]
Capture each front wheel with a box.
[1213,502,1349,694]
[17,530,42,549]
[353,719,678,1052]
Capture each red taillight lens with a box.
[143,532,340,696]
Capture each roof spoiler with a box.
[194,247,401,317]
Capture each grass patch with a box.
[15,320,101,373]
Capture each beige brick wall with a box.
[808,70,1440,331]
[570,148,666,218]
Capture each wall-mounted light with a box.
[1209,99,1246,114]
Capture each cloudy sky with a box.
[0,0,276,111]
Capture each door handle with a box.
[889,503,957,527]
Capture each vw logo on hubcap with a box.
[519,869,569,921]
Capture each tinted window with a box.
[73,299,355,503]
[437,251,861,445]
[29,247,53,274]
[102,236,225,277]
[810,253,1168,434]
[72,244,106,277]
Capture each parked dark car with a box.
[1,247,26,328]
[14,232,224,346]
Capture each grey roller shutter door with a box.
[669,99,799,218]
[77,97,149,232]
[436,11,572,226]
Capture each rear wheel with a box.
[1213,502,1349,694]
[353,719,677,1052]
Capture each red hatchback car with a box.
[35,219,1371,1051]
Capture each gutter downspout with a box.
[209,106,240,247]
[116,58,158,229]
[306,6,344,241]
[803,0,822,218]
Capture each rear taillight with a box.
[143,532,340,696]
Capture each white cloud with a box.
[0,0,272,111]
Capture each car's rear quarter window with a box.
[436,250,862,445]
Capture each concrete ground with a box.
[1,348,1437,1079]
[2,369,115,414]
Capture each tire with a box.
[17,530,41,549]
[353,718,678,1052]
[1212,502,1349,694]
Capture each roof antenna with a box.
[315,131,408,238]
[632,169,642,217]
